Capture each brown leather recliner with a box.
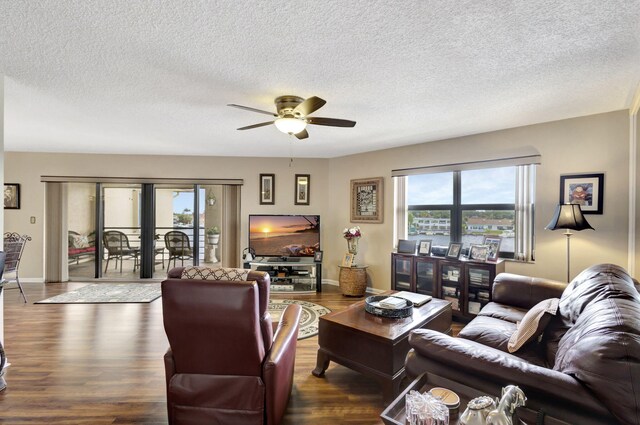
[405,264,640,425]
[162,267,302,425]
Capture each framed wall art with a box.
[259,174,275,205]
[4,184,20,210]
[295,174,310,205]
[559,173,604,214]
[350,177,383,223]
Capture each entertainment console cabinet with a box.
[391,253,504,320]
[249,257,322,293]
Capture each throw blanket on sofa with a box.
[181,266,250,282]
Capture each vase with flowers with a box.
[343,226,361,265]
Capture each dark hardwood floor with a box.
[0,282,461,424]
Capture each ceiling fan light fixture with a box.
[274,117,307,135]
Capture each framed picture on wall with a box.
[559,173,604,214]
[295,174,310,205]
[259,174,275,205]
[350,177,383,223]
[4,184,20,209]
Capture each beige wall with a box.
[3,110,634,287]
[1,77,4,341]
[4,153,330,279]
[67,183,95,234]
[327,110,630,287]
[636,112,640,274]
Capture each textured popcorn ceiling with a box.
[1,1,639,158]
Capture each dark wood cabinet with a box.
[391,253,505,320]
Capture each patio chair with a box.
[2,232,31,303]
[164,231,193,269]
[103,230,140,273]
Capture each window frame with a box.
[407,171,516,259]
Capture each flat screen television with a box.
[249,214,320,258]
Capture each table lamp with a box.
[545,203,594,282]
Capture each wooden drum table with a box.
[338,265,368,296]
[312,292,452,402]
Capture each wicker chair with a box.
[164,231,193,269]
[2,232,31,303]
[103,230,140,273]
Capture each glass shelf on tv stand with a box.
[249,257,321,294]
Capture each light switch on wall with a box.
[30,216,36,224]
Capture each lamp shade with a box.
[545,204,594,231]
[274,117,307,135]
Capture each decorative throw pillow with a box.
[181,266,250,282]
[72,234,90,249]
[508,298,560,353]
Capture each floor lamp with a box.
[545,203,594,282]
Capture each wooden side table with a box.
[338,265,368,296]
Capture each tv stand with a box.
[249,257,321,293]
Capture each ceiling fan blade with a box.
[293,96,326,116]
[294,129,309,140]
[307,117,356,127]
[237,121,274,130]
[227,104,278,117]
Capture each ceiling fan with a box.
[227,95,356,140]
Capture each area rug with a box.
[268,299,331,340]
[36,283,161,304]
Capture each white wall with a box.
[326,110,630,287]
[636,112,640,274]
[4,153,330,279]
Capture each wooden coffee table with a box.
[312,293,452,401]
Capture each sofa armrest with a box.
[492,273,566,309]
[407,330,610,417]
[263,304,302,425]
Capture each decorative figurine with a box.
[485,385,527,425]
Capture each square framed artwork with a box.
[295,174,310,205]
[350,177,383,223]
[482,235,502,261]
[559,173,604,214]
[4,184,20,209]
[446,242,462,259]
[469,244,489,262]
[418,239,432,256]
[259,174,275,205]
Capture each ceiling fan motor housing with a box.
[275,95,305,117]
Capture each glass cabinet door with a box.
[440,262,463,313]
[392,255,413,291]
[466,265,492,315]
[415,258,436,296]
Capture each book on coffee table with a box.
[393,291,432,307]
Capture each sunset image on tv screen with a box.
[249,215,320,256]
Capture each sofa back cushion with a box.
[553,264,640,425]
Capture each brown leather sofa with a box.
[405,264,640,425]
[162,267,302,425]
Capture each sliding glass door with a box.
[65,180,230,280]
